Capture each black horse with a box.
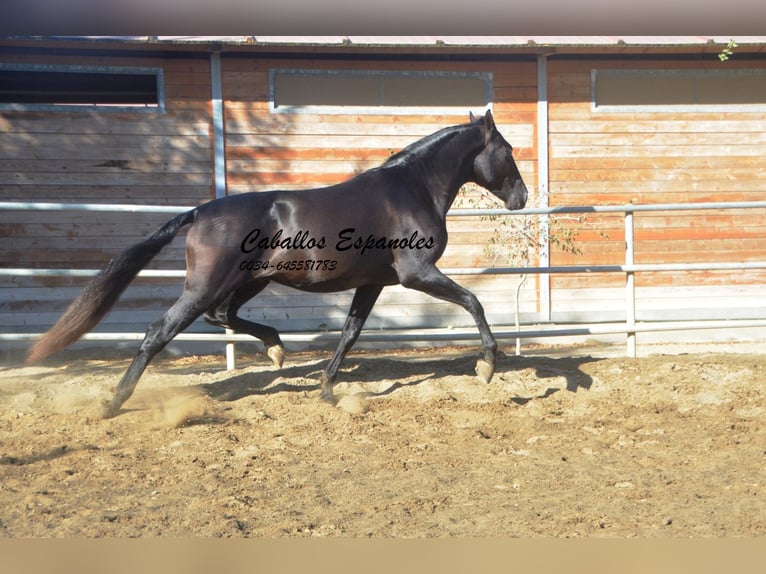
[28,110,528,418]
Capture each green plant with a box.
[719,39,738,62]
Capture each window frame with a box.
[269,68,493,115]
[591,68,766,113]
[0,62,165,113]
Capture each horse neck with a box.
[415,126,484,216]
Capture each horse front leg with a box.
[399,264,497,384]
[320,284,383,403]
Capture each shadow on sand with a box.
[199,351,601,404]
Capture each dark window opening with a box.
[0,66,162,109]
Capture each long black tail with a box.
[27,209,196,363]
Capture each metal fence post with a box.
[625,210,637,357]
[210,51,236,370]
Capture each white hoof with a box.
[475,358,494,384]
[267,345,285,368]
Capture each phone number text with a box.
[239,259,338,272]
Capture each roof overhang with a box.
[4,36,766,57]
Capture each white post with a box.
[625,210,637,357]
[210,51,236,371]
[536,53,551,323]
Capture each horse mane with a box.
[381,120,480,168]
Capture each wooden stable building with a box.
[2,36,766,353]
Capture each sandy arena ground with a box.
[1,341,764,537]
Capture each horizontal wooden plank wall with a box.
[0,51,214,338]
[547,57,766,322]
[222,57,539,333]
[1,51,540,346]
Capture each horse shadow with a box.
[200,354,450,402]
[504,354,599,405]
[201,359,323,402]
[0,444,98,467]
[199,351,600,404]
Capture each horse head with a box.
[471,110,528,211]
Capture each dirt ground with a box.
[1,341,764,538]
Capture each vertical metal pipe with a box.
[210,51,236,370]
[625,210,637,357]
[211,52,227,201]
[536,53,551,322]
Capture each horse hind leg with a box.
[101,286,213,418]
[203,281,286,368]
[320,284,383,403]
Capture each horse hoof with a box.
[100,399,119,419]
[475,358,494,384]
[320,388,337,405]
[267,345,285,368]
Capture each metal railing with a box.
[2,200,766,366]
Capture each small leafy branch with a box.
[454,183,587,268]
[719,38,738,62]
[453,184,602,354]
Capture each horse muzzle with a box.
[504,178,528,211]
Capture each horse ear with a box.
[484,109,495,130]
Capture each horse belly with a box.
[270,253,399,292]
